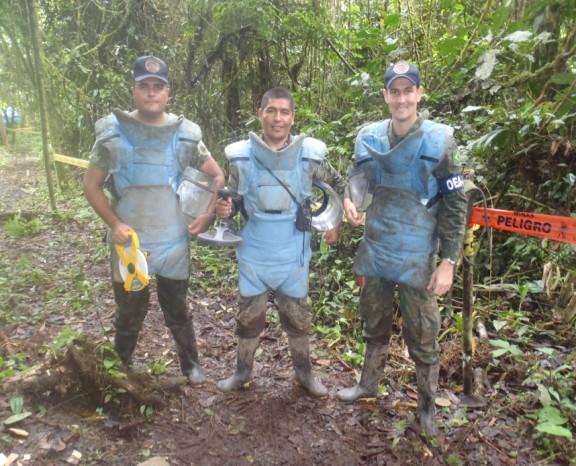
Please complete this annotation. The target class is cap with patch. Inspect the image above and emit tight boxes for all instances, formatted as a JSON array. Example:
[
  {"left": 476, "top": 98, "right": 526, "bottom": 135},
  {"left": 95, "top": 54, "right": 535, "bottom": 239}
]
[
  {"left": 384, "top": 61, "right": 420, "bottom": 88},
  {"left": 133, "top": 55, "right": 168, "bottom": 83}
]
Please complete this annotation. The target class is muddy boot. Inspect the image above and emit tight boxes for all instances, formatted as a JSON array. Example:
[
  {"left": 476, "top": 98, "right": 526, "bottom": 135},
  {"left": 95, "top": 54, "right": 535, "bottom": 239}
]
[
  {"left": 287, "top": 336, "right": 327, "bottom": 398},
  {"left": 416, "top": 363, "right": 439, "bottom": 437},
  {"left": 336, "top": 344, "right": 388, "bottom": 401},
  {"left": 112, "top": 282, "right": 149, "bottom": 368},
  {"left": 169, "top": 322, "right": 206, "bottom": 385},
  {"left": 157, "top": 277, "right": 206, "bottom": 385},
  {"left": 217, "top": 337, "right": 260, "bottom": 392},
  {"left": 114, "top": 331, "right": 139, "bottom": 370}
]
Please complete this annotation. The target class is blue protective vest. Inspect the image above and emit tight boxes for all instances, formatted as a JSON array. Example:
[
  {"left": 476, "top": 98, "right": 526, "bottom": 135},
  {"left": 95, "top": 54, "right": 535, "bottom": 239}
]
[
  {"left": 353, "top": 119, "right": 453, "bottom": 289},
  {"left": 225, "top": 132, "right": 326, "bottom": 297},
  {"left": 95, "top": 110, "right": 202, "bottom": 280}
]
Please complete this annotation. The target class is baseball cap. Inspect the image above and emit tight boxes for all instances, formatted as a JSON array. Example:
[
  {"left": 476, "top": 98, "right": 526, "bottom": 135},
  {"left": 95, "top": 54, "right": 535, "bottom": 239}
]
[
  {"left": 384, "top": 61, "right": 420, "bottom": 88},
  {"left": 133, "top": 55, "right": 169, "bottom": 83}
]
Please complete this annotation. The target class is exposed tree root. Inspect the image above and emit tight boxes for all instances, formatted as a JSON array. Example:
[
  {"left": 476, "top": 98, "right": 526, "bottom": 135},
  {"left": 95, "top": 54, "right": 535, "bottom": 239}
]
[{"left": 1, "top": 337, "right": 188, "bottom": 409}]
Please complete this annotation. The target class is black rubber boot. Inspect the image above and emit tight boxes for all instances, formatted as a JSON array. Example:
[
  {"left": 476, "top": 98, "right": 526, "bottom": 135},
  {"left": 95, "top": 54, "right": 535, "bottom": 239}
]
[
  {"left": 112, "top": 282, "right": 149, "bottom": 367},
  {"left": 157, "top": 277, "right": 205, "bottom": 384},
  {"left": 217, "top": 337, "right": 260, "bottom": 392},
  {"left": 288, "top": 336, "right": 328, "bottom": 397},
  {"left": 169, "top": 322, "right": 206, "bottom": 384},
  {"left": 416, "top": 363, "right": 439, "bottom": 437},
  {"left": 336, "top": 344, "right": 388, "bottom": 401}
]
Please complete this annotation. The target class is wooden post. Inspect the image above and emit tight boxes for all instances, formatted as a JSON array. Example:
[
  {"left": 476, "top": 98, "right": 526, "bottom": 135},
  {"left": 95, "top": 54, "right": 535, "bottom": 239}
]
[
  {"left": 25, "top": 0, "right": 57, "bottom": 211},
  {"left": 0, "top": 117, "right": 6, "bottom": 146},
  {"left": 460, "top": 179, "right": 485, "bottom": 408}
]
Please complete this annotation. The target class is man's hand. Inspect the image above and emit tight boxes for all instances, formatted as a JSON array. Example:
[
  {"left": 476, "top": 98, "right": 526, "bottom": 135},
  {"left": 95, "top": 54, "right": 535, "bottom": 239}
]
[
  {"left": 188, "top": 213, "right": 215, "bottom": 236},
  {"left": 323, "top": 224, "right": 340, "bottom": 245},
  {"left": 111, "top": 222, "right": 134, "bottom": 244},
  {"left": 426, "top": 259, "right": 455, "bottom": 296},
  {"left": 343, "top": 198, "right": 363, "bottom": 226},
  {"left": 215, "top": 197, "right": 233, "bottom": 219}
]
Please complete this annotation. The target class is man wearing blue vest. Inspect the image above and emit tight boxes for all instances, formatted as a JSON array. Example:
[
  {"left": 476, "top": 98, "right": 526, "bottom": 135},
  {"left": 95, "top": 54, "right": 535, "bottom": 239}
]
[
  {"left": 215, "top": 87, "right": 346, "bottom": 397},
  {"left": 336, "top": 61, "right": 467, "bottom": 436},
  {"left": 84, "top": 55, "right": 224, "bottom": 384}
]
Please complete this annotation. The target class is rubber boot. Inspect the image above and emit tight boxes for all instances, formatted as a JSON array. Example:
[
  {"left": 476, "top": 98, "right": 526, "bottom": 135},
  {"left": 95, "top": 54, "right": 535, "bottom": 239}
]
[
  {"left": 157, "top": 277, "right": 206, "bottom": 385},
  {"left": 112, "top": 282, "right": 149, "bottom": 368},
  {"left": 217, "top": 337, "right": 260, "bottom": 392},
  {"left": 169, "top": 322, "right": 206, "bottom": 385},
  {"left": 336, "top": 344, "right": 388, "bottom": 401},
  {"left": 416, "top": 363, "right": 439, "bottom": 437},
  {"left": 288, "top": 336, "right": 328, "bottom": 398}
]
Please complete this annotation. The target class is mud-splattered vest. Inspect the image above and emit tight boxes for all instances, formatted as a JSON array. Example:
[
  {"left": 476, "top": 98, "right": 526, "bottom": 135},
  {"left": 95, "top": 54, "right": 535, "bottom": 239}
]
[
  {"left": 225, "top": 132, "right": 326, "bottom": 298},
  {"left": 353, "top": 119, "right": 453, "bottom": 289},
  {"left": 95, "top": 110, "right": 202, "bottom": 280}
]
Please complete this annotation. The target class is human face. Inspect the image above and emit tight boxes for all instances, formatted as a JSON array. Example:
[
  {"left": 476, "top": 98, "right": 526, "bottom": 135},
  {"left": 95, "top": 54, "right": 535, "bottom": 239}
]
[
  {"left": 383, "top": 77, "right": 422, "bottom": 125},
  {"left": 257, "top": 98, "right": 295, "bottom": 149},
  {"left": 132, "top": 78, "right": 170, "bottom": 121}
]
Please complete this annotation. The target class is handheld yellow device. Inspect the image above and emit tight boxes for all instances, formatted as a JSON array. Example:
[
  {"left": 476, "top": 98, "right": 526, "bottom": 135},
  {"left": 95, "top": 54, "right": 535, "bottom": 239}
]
[{"left": 115, "top": 231, "right": 150, "bottom": 292}]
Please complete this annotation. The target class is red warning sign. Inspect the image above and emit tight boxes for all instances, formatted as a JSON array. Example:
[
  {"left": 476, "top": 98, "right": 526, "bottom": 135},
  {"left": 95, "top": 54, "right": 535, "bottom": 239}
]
[{"left": 469, "top": 207, "right": 576, "bottom": 244}]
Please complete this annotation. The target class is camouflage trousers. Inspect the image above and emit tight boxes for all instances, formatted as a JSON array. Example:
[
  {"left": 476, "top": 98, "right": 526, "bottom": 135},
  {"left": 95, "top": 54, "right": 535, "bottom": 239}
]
[
  {"left": 359, "top": 276, "right": 440, "bottom": 366},
  {"left": 235, "top": 292, "right": 312, "bottom": 338}
]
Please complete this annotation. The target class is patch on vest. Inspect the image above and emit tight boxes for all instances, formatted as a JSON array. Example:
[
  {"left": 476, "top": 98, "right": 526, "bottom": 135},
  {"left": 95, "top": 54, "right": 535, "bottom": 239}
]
[{"left": 438, "top": 174, "right": 464, "bottom": 194}]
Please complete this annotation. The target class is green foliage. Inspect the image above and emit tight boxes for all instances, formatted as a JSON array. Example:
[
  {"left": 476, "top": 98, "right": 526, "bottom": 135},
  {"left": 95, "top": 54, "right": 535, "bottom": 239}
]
[
  {"left": 489, "top": 339, "right": 524, "bottom": 359},
  {"left": 189, "top": 242, "right": 237, "bottom": 293},
  {"left": 3, "top": 214, "right": 44, "bottom": 238},
  {"left": 49, "top": 328, "right": 80, "bottom": 354},
  {"left": 535, "top": 406, "right": 572, "bottom": 439},
  {"left": 97, "top": 341, "right": 127, "bottom": 406},
  {"left": 147, "top": 357, "right": 168, "bottom": 376},
  {"left": 0, "top": 353, "right": 27, "bottom": 381}
]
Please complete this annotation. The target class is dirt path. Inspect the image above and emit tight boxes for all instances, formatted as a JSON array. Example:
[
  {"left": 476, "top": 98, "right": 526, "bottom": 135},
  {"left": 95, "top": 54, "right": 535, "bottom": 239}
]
[{"left": 0, "top": 143, "right": 539, "bottom": 465}]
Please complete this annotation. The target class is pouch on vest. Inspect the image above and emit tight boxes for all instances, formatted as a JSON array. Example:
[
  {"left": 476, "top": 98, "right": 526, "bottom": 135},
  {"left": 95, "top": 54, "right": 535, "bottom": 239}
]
[{"left": 295, "top": 198, "right": 312, "bottom": 232}]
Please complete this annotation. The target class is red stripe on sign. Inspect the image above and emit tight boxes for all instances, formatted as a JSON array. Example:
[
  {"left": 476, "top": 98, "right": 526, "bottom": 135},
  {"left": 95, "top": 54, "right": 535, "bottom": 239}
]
[{"left": 469, "top": 207, "right": 576, "bottom": 244}]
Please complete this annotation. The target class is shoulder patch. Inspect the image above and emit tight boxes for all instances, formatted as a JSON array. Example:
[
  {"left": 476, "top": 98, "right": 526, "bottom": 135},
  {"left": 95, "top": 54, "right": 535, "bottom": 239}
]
[{"left": 438, "top": 173, "right": 464, "bottom": 194}]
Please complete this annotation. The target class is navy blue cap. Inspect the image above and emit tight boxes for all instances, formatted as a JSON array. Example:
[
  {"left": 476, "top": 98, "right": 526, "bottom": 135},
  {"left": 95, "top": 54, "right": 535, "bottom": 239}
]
[
  {"left": 384, "top": 61, "right": 420, "bottom": 88},
  {"left": 133, "top": 55, "right": 168, "bottom": 83}
]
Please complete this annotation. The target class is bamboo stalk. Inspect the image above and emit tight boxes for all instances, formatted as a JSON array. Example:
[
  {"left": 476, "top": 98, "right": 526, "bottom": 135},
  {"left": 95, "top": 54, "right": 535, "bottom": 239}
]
[{"left": 25, "top": 0, "right": 56, "bottom": 211}]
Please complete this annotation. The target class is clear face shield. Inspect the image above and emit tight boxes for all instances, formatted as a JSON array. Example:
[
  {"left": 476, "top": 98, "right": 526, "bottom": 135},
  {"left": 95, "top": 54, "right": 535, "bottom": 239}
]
[
  {"left": 310, "top": 181, "right": 344, "bottom": 231},
  {"left": 177, "top": 167, "right": 216, "bottom": 218},
  {"left": 348, "top": 164, "right": 373, "bottom": 211}
]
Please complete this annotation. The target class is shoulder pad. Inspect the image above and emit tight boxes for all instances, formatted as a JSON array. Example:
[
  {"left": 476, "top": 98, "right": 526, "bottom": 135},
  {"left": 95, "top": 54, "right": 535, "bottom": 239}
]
[
  {"left": 178, "top": 117, "right": 202, "bottom": 142},
  {"left": 225, "top": 139, "right": 251, "bottom": 161},
  {"left": 302, "top": 137, "right": 327, "bottom": 161},
  {"left": 358, "top": 120, "right": 389, "bottom": 139},
  {"left": 94, "top": 113, "right": 119, "bottom": 140},
  {"left": 421, "top": 120, "right": 454, "bottom": 138}
]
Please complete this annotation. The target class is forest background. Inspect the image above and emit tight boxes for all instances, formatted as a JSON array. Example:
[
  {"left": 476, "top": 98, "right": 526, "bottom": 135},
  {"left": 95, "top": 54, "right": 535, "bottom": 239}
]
[{"left": 0, "top": 0, "right": 575, "bottom": 463}]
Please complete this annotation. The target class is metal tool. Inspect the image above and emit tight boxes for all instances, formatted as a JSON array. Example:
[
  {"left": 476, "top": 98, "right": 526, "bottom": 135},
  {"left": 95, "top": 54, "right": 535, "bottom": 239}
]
[{"left": 196, "top": 188, "right": 242, "bottom": 247}]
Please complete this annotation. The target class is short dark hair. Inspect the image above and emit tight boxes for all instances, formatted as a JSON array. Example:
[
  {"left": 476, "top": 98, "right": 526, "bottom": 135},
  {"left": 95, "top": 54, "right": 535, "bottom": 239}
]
[{"left": 259, "top": 87, "right": 295, "bottom": 111}]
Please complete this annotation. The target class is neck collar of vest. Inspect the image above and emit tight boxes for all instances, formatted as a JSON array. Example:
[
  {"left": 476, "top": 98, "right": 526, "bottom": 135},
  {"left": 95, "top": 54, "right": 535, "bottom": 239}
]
[
  {"left": 249, "top": 132, "right": 306, "bottom": 169},
  {"left": 364, "top": 127, "right": 425, "bottom": 173},
  {"left": 113, "top": 109, "right": 183, "bottom": 145}
]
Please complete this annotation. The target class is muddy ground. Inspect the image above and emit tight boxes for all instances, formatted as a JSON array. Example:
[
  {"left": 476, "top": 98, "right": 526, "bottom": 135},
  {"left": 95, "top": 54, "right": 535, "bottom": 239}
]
[{"left": 0, "top": 142, "right": 544, "bottom": 465}]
